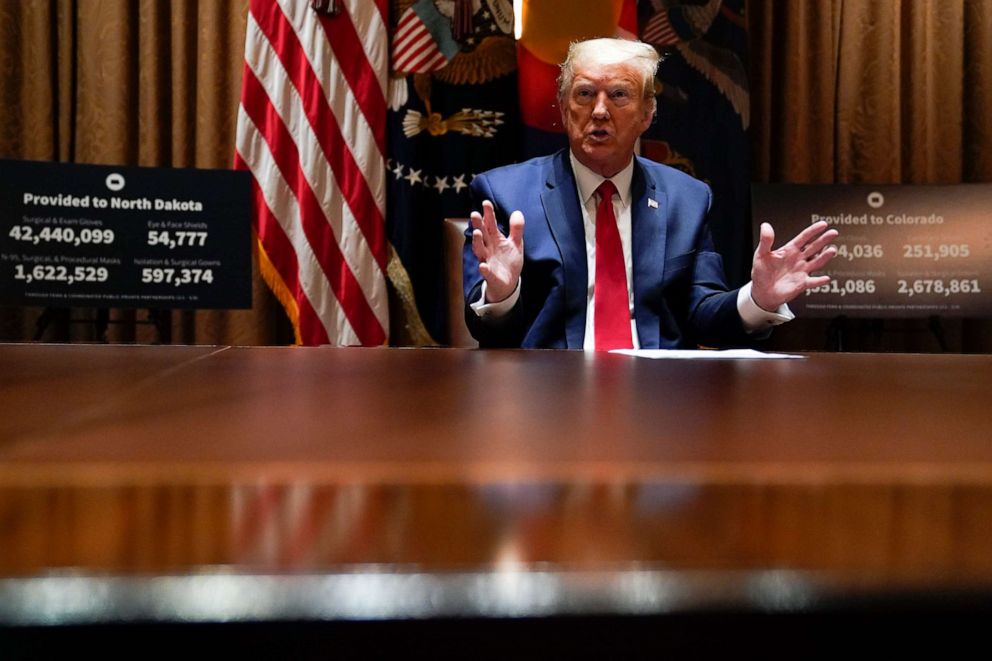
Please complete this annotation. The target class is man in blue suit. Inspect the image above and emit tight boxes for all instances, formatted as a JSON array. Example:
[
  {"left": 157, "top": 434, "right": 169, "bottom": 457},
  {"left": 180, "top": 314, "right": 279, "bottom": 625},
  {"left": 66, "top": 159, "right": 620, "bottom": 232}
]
[{"left": 463, "top": 38, "right": 837, "bottom": 350}]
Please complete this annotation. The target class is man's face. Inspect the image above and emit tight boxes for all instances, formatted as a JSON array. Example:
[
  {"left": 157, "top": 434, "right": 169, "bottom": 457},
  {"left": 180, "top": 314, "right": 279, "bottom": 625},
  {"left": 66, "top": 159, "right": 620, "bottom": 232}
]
[{"left": 561, "top": 60, "right": 654, "bottom": 178}]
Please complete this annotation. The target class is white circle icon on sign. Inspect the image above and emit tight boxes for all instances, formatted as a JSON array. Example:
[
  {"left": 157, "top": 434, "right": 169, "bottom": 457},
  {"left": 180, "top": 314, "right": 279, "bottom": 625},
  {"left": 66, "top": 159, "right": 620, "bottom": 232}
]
[
  {"left": 867, "top": 191, "right": 884, "bottom": 208},
  {"left": 106, "top": 173, "right": 125, "bottom": 191}
]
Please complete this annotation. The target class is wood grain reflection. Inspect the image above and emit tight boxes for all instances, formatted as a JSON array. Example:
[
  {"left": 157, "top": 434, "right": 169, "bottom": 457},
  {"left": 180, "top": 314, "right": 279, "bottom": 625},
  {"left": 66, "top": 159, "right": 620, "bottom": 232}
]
[{"left": 3, "top": 480, "right": 991, "bottom": 584}]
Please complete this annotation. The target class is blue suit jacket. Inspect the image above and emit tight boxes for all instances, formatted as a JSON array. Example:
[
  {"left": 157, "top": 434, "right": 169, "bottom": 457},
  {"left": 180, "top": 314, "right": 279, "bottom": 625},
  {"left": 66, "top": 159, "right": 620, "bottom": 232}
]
[{"left": 463, "top": 149, "right": 751, "bottom": 349}]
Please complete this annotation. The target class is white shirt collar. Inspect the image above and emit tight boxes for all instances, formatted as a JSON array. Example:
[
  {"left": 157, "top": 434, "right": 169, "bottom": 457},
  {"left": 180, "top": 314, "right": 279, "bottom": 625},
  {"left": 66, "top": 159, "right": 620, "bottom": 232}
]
[{"left": 569, "top": 151, "right": 635, "bottom": 208}]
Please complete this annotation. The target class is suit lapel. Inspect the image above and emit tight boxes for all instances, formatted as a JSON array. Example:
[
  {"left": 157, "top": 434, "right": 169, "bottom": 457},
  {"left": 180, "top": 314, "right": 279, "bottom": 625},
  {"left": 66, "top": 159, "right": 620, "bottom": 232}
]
[
  {"left": 541, "top": 151, "right": 587, "bottom": 349},
  {"left": 631, "top": 159, "right": 668, "bottom": 349}
]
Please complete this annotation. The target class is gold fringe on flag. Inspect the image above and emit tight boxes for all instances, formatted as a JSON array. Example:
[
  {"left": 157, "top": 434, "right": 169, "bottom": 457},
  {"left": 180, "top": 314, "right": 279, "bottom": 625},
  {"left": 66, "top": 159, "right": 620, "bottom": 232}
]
[
  {"left": 254, "top": 234, "right": 303, "bottom": 346},
  {"left": 387, "top": 244, "right": 438, "bottom": 346}
]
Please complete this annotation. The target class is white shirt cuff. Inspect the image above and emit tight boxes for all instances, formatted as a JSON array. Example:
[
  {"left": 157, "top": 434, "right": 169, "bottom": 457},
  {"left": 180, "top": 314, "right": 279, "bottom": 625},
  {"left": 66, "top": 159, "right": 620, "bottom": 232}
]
[
  {"left": 470, "top": 278, "right": 521, "bottom": 318},
  {"left": 737, "top": 281, "right": 794, "bottom": 332}
]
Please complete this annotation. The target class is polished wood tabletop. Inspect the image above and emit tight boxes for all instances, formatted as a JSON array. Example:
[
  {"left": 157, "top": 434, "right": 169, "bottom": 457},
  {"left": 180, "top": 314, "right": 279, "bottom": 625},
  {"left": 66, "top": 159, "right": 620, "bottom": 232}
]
[{"left": 1, "top": 344, "right": 991, "bottom": 624}]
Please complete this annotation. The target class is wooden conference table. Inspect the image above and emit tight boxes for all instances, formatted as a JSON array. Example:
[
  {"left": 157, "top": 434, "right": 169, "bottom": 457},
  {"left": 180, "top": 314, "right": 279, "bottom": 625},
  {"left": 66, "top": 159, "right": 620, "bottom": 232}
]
[{"left": 1, "top": 344, "right": 991, "bottom": 655}]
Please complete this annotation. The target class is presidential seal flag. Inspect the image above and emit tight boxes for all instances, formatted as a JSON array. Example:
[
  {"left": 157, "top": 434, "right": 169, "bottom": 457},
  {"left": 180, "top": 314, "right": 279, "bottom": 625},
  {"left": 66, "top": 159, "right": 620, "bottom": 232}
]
[
  {"left": 235, "top": 0, "right": 390, "bottom": 346},
  {"left": 386, "top": 0, "right": 519, "bottom": 345}
]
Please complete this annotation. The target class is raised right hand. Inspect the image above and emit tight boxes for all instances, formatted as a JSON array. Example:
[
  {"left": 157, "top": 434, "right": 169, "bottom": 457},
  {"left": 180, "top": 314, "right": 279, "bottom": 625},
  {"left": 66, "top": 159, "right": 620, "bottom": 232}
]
[{"left": 470, "top": 199, "right": 525, "bottom": 303}]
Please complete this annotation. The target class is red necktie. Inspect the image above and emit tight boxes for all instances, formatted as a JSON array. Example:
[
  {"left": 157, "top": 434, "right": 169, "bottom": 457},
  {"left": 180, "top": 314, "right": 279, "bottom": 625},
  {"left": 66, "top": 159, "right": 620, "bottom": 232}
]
[{"left": 594, "top": 180, "right": 633, "bottom": 350}]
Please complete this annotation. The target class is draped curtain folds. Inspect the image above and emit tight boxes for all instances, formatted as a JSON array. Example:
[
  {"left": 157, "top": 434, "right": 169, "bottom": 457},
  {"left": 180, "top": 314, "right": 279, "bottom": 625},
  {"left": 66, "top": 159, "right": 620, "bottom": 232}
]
[
  {"left": 750, "top": 0, "right": 992, "bottom": 184},
  {"left": 1, "top": 0, "right": 990, "bottom": 347}
]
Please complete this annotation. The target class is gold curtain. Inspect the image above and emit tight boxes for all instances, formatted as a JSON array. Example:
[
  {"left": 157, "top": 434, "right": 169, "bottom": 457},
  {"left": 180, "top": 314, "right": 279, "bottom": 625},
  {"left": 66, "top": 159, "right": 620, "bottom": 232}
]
[
  {"left": 750, "top": 0, "right": 992, "bottom": 184},
  {"left": 0, "top": 0, "right": 287, "bottom": 344}
]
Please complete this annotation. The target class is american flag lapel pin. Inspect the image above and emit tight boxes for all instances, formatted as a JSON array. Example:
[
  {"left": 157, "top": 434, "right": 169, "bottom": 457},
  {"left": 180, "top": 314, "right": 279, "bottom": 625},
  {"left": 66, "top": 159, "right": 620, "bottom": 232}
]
[{"left": 648, "top": 198, "right": 658, "bottom": 209}]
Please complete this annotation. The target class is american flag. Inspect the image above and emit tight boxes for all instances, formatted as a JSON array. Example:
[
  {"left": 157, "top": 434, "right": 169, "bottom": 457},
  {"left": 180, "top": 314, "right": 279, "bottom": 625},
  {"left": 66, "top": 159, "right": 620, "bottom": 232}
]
[
  {"left": 391, "top": 0, "right": 459, "bottom": 75},
  {"left": 235, "top": 0, "right": 389, "bottom": 346},
  {"left": 392, "top": 7, "right": 444, "bottom": 73},
  {"left": 642, "top": 8, "right": 679, "bottom": 46}
]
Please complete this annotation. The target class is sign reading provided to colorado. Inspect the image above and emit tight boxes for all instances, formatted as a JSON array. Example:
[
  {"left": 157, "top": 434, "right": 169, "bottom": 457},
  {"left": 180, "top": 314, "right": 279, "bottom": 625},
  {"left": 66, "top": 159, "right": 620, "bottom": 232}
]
[
  {"left": 0, "top": 159, "right": 251, "bottom": 309},
  {"left": 752, "top": 184, "right": 992, "bottom": 318}
]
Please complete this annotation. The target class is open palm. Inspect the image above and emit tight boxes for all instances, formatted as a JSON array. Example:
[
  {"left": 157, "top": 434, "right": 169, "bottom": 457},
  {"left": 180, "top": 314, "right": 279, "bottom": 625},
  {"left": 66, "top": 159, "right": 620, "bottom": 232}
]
[
  {"left": 751, "top": 221, "right": 838, "bottom": 311},
  {"left": 470, "top": 200, "right": 525, "bottom": 303}
]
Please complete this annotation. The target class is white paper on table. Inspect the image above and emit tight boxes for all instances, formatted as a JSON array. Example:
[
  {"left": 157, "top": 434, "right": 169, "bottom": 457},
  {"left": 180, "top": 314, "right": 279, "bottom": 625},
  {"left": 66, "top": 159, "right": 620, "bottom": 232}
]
[{"left": 610, "top": 349, "right": 803, "bottom": 360}]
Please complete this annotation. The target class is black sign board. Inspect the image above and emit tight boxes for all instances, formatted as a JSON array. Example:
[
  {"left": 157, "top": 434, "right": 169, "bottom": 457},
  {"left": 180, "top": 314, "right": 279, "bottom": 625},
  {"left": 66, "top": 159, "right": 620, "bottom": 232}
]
[
  {"left": 752, "top": 184, "right": 992, "bottom": 318},
  {"left": 0, "top": 159, "right": 251, "bottom": 309}
]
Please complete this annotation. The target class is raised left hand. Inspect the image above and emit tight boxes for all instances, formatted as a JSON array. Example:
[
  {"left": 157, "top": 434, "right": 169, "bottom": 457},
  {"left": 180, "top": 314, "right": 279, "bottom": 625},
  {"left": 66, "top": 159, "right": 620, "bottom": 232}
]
[{"left": 750, "top": 221, "right": 839, "bottom": 311}]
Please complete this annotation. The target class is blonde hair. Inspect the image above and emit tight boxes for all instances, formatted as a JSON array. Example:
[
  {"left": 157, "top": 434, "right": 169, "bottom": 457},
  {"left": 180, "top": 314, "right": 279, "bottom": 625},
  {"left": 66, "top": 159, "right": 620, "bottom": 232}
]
[{"left": 557, "top": 37, "right": 660, "bottom": 114}]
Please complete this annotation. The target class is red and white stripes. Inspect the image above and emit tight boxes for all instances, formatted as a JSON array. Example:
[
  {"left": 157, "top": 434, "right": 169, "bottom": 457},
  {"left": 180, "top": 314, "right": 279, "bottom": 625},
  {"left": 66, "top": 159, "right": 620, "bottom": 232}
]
[
  {"left": 392, "top": 7, "right": 448, "bottom": 73},
  {"left": 233, "top": 482, "right": 379, "bottom": 567},
  {"left": 235, "top": 0, "right": 389, "bottom": 346},
  {"left": 642, "top": 9, "right": 679, "bottom": 46}
]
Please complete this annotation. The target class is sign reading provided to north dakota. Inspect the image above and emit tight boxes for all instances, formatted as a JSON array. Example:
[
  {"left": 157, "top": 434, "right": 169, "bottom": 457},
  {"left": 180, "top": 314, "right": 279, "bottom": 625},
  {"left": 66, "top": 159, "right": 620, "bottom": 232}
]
[
  {"left": 0, "top": 159, "right": 251, "bottom": 309},
  {"left": 752, "top": 184, "right": 992, "bottom": 318}
]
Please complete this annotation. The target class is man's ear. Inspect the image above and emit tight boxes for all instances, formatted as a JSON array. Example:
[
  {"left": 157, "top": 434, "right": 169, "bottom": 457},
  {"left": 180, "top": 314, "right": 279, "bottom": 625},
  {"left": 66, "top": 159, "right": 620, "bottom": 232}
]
[{"left": 639, "top": 108, "right": 655, "bottom": 134}]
